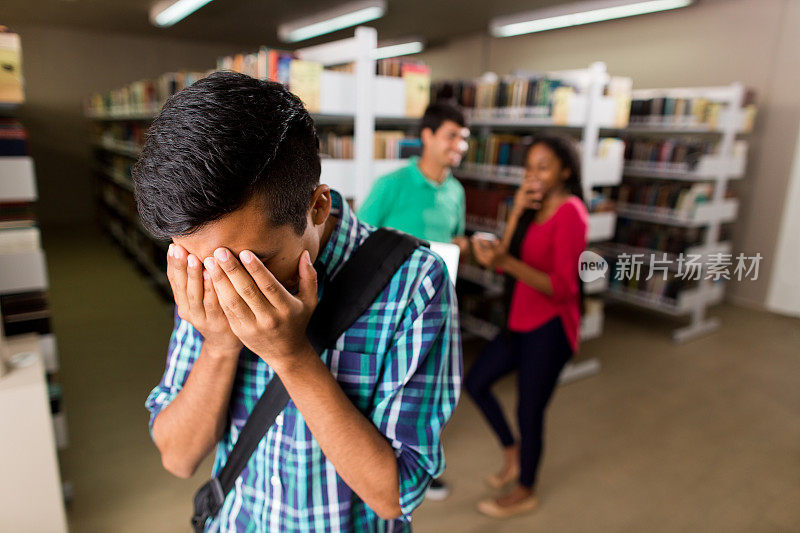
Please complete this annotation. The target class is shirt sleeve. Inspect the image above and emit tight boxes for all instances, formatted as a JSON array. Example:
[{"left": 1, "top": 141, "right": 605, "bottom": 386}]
[
  {"left": 368, "top": 251, "right": 462, "bottom": 519},
  {"left": 547, "top": 203, "right": 588, "bottom": 303},
  {"left": 144, "top": 308, "right": 205, "bottom": 436},
  {"left": 358, "top": 175, "right": 394, "bottom": 228}
]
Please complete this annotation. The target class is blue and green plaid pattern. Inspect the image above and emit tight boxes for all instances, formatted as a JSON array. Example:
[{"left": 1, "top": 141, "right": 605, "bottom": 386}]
[{"left": 146, "top": 190, "right": 462, "bottom": 532}]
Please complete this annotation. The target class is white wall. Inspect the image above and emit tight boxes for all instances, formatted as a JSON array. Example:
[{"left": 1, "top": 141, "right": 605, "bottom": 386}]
[{"left": 417, "top": 0, "right": 800, "bottom": 309}]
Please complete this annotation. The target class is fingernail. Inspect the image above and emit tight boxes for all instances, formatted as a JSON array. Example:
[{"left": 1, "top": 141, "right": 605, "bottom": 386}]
[
  {"left": 214, "top": 248, "right": 229, "bottom": 262},
  {"left": 168, "top": 244, "right": 174, "bottom": 257},
  {"left": 187, "top": 255, "right": 199, "bottom": 269},
  {"left": 305, "top": 250, "right": 313, "bottom": 266},
  {"left": 240, "top": 250, "right": 253, "bottom": 264},
  {"left": 203, "top": 257, "right": 216, "bottom": 271}
]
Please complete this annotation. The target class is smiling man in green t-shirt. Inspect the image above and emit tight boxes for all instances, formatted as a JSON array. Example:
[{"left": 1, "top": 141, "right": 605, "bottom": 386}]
[{"left": 359, "top": 103, "right": 470, "bottom": 255}]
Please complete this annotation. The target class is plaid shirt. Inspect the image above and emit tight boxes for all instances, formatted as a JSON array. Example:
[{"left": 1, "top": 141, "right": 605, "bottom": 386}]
[{"left": 146, "top": 190, "right": 462, "bottom": 532}]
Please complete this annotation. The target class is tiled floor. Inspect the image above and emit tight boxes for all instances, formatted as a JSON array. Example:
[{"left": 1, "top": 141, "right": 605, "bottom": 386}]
[{"left": 43, "top": 227, "right": 800, "bottom": 532}]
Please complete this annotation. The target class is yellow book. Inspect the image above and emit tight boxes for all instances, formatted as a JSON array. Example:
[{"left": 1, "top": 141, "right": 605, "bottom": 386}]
[
  {"left": 402, "top": 64, "right": 431, "bottom": 118},
  {"left": 0, "top": 30, "right": 24, "bottom": 104},
  {"left": 289, "top": 60, "right": 322, "bottom": 113}
]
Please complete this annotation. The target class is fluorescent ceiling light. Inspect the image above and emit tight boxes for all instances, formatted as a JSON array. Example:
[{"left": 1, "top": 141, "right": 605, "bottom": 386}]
[
  {"left": 373, "top": 41, "right": 425, "bottom": 59},
  {"left": 490, "top": 0, "right": 693, "bottom": 38},
  {"left": 278, "top": 0, "right": 386, "bottom": 43},
  {"left": 150, "top": 0, "right": 215, "bottom": 27}
]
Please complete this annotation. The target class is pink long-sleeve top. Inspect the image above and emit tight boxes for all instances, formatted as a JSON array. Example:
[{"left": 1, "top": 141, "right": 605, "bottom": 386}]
[{"left": 506, "top": 196, "right": 588, "bottom": 353}]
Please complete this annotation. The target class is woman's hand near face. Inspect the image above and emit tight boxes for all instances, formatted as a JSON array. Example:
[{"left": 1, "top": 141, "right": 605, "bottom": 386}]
[{"left": 512, "top": 179, "right": 544, "bottom": 217}]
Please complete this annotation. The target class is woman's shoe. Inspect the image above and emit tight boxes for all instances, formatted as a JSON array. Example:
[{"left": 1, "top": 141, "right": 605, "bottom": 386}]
[
  {"left": 476, "top": 494, "right": 538, "bottom": 518},
  {"left": 485, "top": 465, "right": 520, "bottom": 489}
]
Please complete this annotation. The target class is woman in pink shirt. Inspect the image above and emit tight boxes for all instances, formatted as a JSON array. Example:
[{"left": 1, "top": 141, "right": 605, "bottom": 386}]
[{"left": 467, "top": 135, "right": 588, "bottom": 518}]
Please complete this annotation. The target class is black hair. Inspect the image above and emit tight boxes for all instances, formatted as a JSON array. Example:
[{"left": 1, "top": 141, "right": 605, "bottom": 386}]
[
  {"left": 419, "top": 102, "right": 466, "bottom": 136},
  {"left": 132, "top": 71, "right": 321, "bottom": 239},
  {"left": 508, "top": 134, "right": 584, "bottom": 258},
  {"left": 506, "top": 134, "right": 587, "bottom": 316}
]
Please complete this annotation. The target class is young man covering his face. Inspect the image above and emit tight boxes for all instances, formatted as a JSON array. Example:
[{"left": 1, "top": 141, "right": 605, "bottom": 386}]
[{"left": 137, "top": 72, "right": 462, "bottom": 532}]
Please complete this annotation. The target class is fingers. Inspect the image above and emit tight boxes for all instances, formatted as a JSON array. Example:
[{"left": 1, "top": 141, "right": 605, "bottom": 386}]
[
  {"left": 202, "top": 270, "right": 227, "bottom": 323},
  {"left": 204, "top": 251, "right": 256, "bottom": 324},
  {"left": 238, "top": 250, "right": 293, "bottom": 311},
  {"left": 296, "top": 250, "right": 318, "bottom": 309},
  {"left": 186, "top": 253, "right": 205, "bottom": 318},
  {"left": 167, "top": 244, "right": 189, "bottom": 312}
]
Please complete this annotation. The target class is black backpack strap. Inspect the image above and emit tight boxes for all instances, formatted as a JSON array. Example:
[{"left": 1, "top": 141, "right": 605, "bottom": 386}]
[{"left": 191, "top": 228, "right": 425, "bottom": 531}]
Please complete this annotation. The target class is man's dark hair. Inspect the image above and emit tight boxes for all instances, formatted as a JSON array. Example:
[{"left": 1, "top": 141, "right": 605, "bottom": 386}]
[
  {"left": 132, "top": 71, "right": 321, "bottom": 239},
  {"left": 419, "top": 102, "right": 466, "bottom": 136}
]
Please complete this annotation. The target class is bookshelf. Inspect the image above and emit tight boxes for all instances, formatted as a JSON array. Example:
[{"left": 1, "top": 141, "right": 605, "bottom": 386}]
[
  {"left": 0, "top": 28, "right": 68, "bottom": 528},
  {"left": 0, "top": 123, "right": 66, "bottom": 450},
  {"left": 85, "top": 27, "right": 427, "bottom": 301},
  {"left": 438, "top": 62, "right": 630, "bottom": 355},
  {"left": 602, "top": 83, "right": 754, "bottom": 342}
]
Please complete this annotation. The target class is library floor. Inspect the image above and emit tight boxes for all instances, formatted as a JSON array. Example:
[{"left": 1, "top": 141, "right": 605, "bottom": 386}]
[{"left": 43, "top": 226, "right": 800, "bottom": 533}]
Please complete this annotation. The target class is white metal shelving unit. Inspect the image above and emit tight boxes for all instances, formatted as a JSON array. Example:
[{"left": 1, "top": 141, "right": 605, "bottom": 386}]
[{"left": 609, "top": 83, "right": 750, "bottom": 342}]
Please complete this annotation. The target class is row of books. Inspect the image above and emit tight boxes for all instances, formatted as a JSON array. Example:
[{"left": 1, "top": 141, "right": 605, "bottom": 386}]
[
  {"left": 84, "top": 71, "right": 209, "bottom": 116},
  {"left": 463, "top": 134, "right": 531, "bottom": 168},
  {"left": 610, "top": 219, "right": 733, "bottom": 256},
  {"left": 623, "top": 137, "right": 715, "bottom": 168},
  {"left": 92, "top": 121, "right": 147, "bottom": 150},
  {"left": 0, "top": 119, "right": 27, "bottom": 156},
  {"left": 613, "top": 219, "right": 704, "bottom": 255},
  {"left": 616, "top": 179, "right": 713, "bottom": 213},
  {"left": 217, "top": 48, "right": 429, "bottom": 80},
  {"left": 326, "top": 58, "right": 430, "bottom": 79},
  {"left": 608, "top": 266, "right": 699, "bottom": 301},
  {"left": 463, "top": 182, "right": 515, "bottom": 230},
  {"left": 319, "top": 131, "right": 421, "bottom": 160},
  {"left": 432, "top": 75, "right": 570, "bottom": 111},
  {"left": 629, "top": 91, "right": 757, "bottom": 130}
]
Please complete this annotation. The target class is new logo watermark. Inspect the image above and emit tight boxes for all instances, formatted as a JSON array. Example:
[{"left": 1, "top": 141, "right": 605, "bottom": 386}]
[
  {"left": 576, "top": 251, "right": 763, "bottom": 283},
  {"left": 579, "top": 251, "right": 609, "bottom": 283}
]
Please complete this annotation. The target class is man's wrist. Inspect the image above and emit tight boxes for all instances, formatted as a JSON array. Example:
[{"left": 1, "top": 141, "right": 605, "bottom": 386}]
[
  {"left": 269, "top": 340, "right": 318, "bottom": 377},
  {"left": 202, "top": 340, "right": 242, "bottom": 361}
]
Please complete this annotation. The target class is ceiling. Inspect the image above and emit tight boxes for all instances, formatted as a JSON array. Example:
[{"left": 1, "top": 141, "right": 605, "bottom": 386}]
[{"left": 2, "top": 0, "right": 569, "bottom": 49}]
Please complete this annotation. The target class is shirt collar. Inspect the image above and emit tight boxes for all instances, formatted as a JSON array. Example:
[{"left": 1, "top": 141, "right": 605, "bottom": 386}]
[
  {"left": 315, "top": 189, "right": 359, "bottom": 281},
  {"left": 409, "top": 156, "right": 453, "bottom": 189}
]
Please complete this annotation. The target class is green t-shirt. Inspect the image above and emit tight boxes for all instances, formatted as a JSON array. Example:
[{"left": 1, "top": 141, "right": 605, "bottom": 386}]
[{"left": 358, "top": 156, "right": 466, "bottom": 243}]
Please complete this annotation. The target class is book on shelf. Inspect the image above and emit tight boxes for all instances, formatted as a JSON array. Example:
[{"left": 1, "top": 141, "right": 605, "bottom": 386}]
[
  {"left": 402, "top": 63, "right": 431, "bottom": 118},
  {"left": 289, "top": 60, "right": 323, "bottom": 112},
  {"left": 0, "top": 119, "right": 28, "bottom": 155},
  {"left": 0, "top": 29, "right": 24, "bottom": 105}
]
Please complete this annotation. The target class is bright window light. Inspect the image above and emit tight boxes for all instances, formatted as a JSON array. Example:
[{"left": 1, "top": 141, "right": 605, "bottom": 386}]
[
  {"left": 372, "top": 41, "right": 425, "bottom": 59},
  {"left": 150, "top": 0, "right": 215, "bottom": 27},
  {"left": 490, "top": 0, "right": 693, "bottom": 38},
  {"left": 278, "top": 0, "right": 386, "bottom": 43}
]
